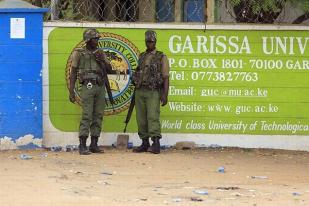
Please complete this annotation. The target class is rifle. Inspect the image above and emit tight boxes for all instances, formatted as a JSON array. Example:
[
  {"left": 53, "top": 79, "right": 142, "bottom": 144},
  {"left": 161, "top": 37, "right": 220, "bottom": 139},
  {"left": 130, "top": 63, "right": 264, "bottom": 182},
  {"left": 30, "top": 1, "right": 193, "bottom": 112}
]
[
  {"left": 94, "top": 50, "right": 115, "bottom": 111},
  {"left": 103, "top": 62, "right": 115, "bottom": 111},
  {"left": 123, "top": 88, "right": 135, "bottom": 133}
]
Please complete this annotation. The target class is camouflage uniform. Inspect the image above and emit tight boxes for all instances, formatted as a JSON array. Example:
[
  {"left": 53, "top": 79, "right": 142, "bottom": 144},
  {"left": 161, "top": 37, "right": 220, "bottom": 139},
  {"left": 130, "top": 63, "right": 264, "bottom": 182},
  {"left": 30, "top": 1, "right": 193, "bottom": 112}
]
[
  {"left": 70, "top": 29, "right": 111, "bottom": 155},
  {"left": 132, "top": 30, "right": 170, "bottom": 154}
]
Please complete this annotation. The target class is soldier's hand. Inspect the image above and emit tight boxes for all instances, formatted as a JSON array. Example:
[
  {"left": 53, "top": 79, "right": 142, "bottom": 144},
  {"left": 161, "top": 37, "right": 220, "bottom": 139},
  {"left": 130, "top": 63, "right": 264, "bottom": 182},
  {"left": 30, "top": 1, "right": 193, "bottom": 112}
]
[
  {"left": 69, "top": 92, "right": 76, "bottom": 103},
  {"left": 160, "top": 94, "right": 168, "bottom": 106},
  {"left": 93, "top": 50, "right": 106, "bottom": 62}
]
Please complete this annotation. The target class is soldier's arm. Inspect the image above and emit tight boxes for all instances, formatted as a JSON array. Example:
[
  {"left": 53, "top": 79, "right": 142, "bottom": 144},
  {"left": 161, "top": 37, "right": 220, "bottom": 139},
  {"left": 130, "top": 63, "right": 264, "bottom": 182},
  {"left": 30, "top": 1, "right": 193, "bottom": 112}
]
[
  {"left": 161, "top": 54, "right": 170, "bottom": 106},
  {"left": 94, "top": 50, "right": 113, "bottom": 73},
  {"left": 69, "top": 66, "right": 77, "bottom": 94},
  {"left": 69, "top": 50, "right": 80, "bottom": 103}
]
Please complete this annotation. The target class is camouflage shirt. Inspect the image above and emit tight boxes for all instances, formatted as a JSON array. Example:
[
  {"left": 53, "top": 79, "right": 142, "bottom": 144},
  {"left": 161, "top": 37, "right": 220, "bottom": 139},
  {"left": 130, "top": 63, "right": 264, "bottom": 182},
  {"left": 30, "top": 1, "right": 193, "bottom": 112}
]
[
  {"left": 133, "top": 49, "right": 169, "bottom": 90},
  {"left": 71, "top": 47, "right": 109, "bottom": 81}
]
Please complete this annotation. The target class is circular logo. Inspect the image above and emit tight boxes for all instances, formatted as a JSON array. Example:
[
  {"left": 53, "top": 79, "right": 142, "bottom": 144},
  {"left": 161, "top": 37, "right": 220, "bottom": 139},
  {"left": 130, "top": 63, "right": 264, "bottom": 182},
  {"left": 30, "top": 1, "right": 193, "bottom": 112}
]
[{"left": 66, "top": 32, "right": 140, "bottom": 115}]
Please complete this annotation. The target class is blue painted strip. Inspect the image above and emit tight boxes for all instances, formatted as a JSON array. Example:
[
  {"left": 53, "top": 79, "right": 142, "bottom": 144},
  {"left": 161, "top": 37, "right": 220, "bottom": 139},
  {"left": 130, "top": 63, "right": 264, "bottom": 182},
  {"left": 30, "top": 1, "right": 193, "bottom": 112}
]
[{"left": 0, "top": 8, "right": 48, "bottom": 13}]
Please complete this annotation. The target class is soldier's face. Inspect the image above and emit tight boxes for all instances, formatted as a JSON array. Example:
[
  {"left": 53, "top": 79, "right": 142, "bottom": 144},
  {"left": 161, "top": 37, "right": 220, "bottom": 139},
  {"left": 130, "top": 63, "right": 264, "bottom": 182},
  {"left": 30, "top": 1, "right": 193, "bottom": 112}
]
[
  {"left": 88, "top": 38, "right": 99, "bottom": 49},
  {"left": 146, "top": 40, "right": 156, "bottom": 51}
]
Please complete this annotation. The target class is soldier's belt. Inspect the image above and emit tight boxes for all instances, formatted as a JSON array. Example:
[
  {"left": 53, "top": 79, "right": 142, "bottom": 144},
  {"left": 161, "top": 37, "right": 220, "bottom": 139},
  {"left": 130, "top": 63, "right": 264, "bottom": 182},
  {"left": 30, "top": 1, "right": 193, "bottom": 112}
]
[
  {"left": 81, "top": 79, "right": 98, "bottom": 89},
  {"left": 82, "top": 79, "right": 98, "bottom": 85},
  {"left": 80, "top": 70, "right": 101, "bottom": 75}
]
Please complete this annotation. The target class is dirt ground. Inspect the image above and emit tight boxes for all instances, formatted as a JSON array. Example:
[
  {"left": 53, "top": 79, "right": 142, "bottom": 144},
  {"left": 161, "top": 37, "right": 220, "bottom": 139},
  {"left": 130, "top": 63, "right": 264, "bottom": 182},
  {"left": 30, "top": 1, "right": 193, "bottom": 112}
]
[{"left": 0, "top": 147, "right": 309, "bottom": 206}]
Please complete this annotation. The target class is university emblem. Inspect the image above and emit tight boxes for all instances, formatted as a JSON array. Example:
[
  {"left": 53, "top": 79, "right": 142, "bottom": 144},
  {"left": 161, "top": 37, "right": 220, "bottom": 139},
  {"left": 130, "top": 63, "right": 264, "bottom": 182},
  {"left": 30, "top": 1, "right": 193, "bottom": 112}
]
[{"left": 66, "top": 32, "right": 140, "bottom": 115}]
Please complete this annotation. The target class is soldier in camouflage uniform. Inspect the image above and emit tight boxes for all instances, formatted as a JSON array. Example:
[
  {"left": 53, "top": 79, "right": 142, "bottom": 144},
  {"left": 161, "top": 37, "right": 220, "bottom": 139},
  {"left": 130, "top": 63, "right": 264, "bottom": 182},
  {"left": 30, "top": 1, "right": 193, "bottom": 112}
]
[
  {"left": 69, "top": 28, "right": 113, "bottom": 155},
  {"left": 132, "top": 30, "right": 170, "bottom": 154}
]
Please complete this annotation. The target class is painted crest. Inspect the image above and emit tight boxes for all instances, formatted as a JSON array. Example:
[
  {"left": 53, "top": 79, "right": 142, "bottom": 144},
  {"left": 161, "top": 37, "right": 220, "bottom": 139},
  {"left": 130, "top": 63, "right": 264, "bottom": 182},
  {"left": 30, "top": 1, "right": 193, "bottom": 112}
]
[{"left": 66, "top": 32, "right": 140, "bottom": 115}]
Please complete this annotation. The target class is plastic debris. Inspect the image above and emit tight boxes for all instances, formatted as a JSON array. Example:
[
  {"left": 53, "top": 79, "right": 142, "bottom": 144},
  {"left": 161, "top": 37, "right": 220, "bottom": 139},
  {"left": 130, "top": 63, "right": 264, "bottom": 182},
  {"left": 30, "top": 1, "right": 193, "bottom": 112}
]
[
  {"left": 40, "top": 153, "right": 48, "bottom": 158},
  {"left": 209, "top": 144, "right": 222, "bottom": 148},
  {"left": 194, "top": 190, "right": 209, "bottom": 195},
  {"left": 20, "top": 154, "right": 32, "bottom": 160},
  {"left": 292, "top": 192, "right": 301, "bottom": 196},
  {"left": 74, "top": 171, "right": 83, "bottom": 174},
  {"left": 101, "top": 172, "right": 113, "bottom": 176},
  {"left": 65, "top": 145, "right": 78, "bottom": 152},
  {"left": 127, "top": 142, "right": 133, "bottom": 149},
  {"left": 191, "top": 197, "right": 203, "bottom": 202},
  {"left": 97, "top": 180, "right": 110, "bottom": 185},
  {"left": 217, "top": 186, "right": 239, "bottom": 190},
  {"left": 50, "top": 146, "right": 62, "bottom": 152},
  {"left": 251, "top": 176, "right": 268, "bottom": 179},
  {"left": 172, "top": 198, "right": 182, "bottom": 202},
  {"left": 217, "top": 166, "right": 225, "bottom": 173}
]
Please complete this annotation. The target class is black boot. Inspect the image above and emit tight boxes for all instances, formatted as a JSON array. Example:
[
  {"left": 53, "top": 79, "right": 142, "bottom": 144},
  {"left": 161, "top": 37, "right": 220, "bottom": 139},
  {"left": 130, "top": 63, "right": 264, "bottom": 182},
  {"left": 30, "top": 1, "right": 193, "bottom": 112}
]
[
  {"left": 133, "top": 138, "right": 150, "bottom": 153},
  {"left": 148, "top": 137, "right": 160, "bottom": 154},
  {"left": 89, "top": 136, "right": 104, "bottom": 153},
  {"left": 79, "top": 136, "right": 91, "bottom": 155}
]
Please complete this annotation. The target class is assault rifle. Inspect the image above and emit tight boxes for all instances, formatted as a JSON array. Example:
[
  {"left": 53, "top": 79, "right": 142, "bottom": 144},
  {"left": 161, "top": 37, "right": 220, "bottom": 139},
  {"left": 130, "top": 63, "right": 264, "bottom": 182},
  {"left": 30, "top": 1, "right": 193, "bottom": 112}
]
[
  {"left": 123, "top": 88, "right": 135, "bottom": 133},
  {"left": 93, "top": 50, "right": 115, "bottom": 111}
]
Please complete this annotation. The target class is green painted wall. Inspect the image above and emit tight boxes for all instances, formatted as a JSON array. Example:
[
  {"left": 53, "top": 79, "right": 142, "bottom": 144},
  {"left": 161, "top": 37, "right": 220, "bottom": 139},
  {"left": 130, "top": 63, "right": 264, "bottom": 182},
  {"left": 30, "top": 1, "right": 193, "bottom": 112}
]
[{"left": 48, "top": 28, "right": 309, "bottom": 135}]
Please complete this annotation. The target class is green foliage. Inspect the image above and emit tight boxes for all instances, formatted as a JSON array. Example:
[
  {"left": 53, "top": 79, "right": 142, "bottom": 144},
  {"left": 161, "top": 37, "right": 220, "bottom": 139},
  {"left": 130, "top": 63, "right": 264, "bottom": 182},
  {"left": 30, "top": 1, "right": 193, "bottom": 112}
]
[
  {"left": 290, "top": 0, "right": 309, "bottom": 12},
  {"left": 58, "top": 0, "right": 80, "bottom": 20},
  {"left": 229, "top": 0, "right": 309, "bottom": 14},
  {"left": 229, "top": 0, "right": 285, "bottom": 14},
  {"left": 229, "top": 0, "right": 242, "bottom": 6}
]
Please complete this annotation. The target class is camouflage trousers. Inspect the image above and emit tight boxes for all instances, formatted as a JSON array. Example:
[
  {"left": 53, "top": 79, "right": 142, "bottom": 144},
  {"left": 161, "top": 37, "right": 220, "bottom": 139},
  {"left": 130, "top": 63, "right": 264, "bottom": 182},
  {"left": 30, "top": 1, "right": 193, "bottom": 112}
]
[
  {"left": 79, "top": 84, "right": 106, "bottom": 137},
  {"left": 135, "top": 88, "right": 162, "bottom": 139}
]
